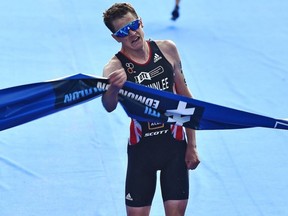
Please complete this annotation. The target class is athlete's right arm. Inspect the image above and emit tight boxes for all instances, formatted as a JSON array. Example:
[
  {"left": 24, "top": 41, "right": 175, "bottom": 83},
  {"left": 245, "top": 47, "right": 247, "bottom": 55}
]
[{"left": 102, "top": 58, "right": 127, "bottom": 112}]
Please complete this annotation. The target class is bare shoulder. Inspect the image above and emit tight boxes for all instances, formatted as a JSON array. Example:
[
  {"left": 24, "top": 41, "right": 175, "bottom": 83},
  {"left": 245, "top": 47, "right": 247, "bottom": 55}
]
[
  {"left": 154, "top": 40, "right": 179, "bottom": 62},
  {"left": 103, "top": 56, "right": 123, "bottom": 77},
  {"left": 154, "top": 40, "right": 179, "bottom": 67},
  {"left": 154, "top": 40, "right": 178, "bottom": 54}
]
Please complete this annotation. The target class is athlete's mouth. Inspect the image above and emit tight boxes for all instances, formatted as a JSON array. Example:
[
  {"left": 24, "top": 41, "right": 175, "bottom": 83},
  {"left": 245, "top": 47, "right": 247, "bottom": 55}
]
[{"left": 132, "top": 36, "right": 140, "bottom": 43}]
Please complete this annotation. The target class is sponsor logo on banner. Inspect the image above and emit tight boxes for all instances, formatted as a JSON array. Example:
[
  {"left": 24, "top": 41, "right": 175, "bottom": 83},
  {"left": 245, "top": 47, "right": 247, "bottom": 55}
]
[{"left": 165, "top": 101, "right": 196, "bottom": 125}]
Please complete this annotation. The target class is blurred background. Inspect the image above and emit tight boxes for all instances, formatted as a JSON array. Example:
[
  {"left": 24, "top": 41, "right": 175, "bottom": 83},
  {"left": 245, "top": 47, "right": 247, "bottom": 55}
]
[{"left": 1, "top": 0, "right": 288, "bottom": 215}]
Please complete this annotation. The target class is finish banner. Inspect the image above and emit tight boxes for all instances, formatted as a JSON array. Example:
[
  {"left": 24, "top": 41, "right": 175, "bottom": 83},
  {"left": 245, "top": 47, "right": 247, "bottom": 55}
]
[{"left": 0, "top": 73, "right": 287, "bottom": 131}]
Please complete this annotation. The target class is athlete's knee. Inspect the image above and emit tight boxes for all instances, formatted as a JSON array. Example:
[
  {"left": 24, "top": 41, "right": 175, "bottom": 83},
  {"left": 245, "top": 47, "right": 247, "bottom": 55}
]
[
  {"left": 126, "top": 206, "right": 151, "bottom": 216},
  {"left": 164, "top": 199, "right": 188, "bottom": 216}
]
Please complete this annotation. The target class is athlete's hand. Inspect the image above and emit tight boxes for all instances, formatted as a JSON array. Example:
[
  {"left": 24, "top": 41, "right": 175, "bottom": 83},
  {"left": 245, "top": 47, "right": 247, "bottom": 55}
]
[
  {"left": 108, "top": 69, "right": 127, "bottom": 90},
  {"left": 185, "top": 145, "right": 200, "bottom": 170}
]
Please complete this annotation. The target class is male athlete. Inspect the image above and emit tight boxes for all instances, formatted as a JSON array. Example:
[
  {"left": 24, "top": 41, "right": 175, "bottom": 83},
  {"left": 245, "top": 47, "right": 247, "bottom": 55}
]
[{"left": 102, "top": 3, "right": 200, "bottom": 216}]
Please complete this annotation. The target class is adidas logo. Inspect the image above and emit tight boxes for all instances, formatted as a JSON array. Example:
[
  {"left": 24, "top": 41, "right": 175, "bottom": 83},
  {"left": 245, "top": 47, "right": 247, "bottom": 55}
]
[
  {"left": 126, "top": 193, "right": 133, "bottom": 201},
  {"left": 154, "top": 53, "right": 162, "bottom": 63}
]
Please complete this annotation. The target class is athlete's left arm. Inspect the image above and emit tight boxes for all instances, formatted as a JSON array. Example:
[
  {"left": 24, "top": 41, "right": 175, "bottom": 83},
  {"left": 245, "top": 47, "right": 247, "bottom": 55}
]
[{"left": 160, "top": 40, "right": 200, "bottom": 170}]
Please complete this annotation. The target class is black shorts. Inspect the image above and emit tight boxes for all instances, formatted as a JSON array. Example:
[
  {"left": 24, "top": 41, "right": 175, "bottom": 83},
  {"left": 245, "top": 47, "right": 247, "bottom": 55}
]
[{"left": 125, "top": 134, "right": 189, "bottom": 207}]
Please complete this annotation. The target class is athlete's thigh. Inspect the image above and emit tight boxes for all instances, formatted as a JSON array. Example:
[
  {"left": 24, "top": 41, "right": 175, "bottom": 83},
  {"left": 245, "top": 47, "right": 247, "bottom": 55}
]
[
  {"left": 160, "top": 141, "right": 189, "bottom": 201},
  {"left": 125, "top": 144, "right": 157, "bottom": 207},
  {"left": 125, "top": 165, "right": 157, "bottom": 207}
]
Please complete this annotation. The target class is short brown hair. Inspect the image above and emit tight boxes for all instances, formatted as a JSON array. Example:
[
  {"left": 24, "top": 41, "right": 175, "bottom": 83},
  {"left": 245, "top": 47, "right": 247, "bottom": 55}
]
[{"left": 103, "top": 3, "right": 139, "bottom": 33}]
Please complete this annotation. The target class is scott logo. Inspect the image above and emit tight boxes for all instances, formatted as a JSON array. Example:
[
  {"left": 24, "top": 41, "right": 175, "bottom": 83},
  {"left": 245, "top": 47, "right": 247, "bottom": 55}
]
[{"left": 144, "top": 129, "right": 169, "bottom": 137}]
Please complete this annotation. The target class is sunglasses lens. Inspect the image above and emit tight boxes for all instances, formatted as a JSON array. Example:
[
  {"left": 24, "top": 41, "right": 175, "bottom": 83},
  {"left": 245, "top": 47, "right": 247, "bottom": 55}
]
[
  {"left": 129, "top": 20, "right": 140, "bottom": 31},
  {"left": 116, "top": 29, "right": 129, "bottom": 37},
  {"left": 114, "top": 19, "right": 140, "bottom": 37}
]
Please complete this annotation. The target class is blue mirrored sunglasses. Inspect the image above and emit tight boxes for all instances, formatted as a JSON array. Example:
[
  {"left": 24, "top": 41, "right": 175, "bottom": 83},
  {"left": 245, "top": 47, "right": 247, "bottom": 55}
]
[{"left": 113, "top": 19, "right": 140, "bottom": 38}]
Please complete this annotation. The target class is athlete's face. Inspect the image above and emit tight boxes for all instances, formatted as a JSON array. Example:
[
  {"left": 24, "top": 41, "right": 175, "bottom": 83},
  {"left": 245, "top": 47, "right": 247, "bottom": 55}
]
[{"left": 111, "top": 12, "right": 144, "bottom": 50}]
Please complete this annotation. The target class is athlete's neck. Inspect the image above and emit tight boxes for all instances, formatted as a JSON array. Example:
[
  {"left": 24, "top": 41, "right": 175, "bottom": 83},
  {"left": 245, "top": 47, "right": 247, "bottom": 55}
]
[{"left": 121, "top": 41, "right": 150, "bottom": 64}]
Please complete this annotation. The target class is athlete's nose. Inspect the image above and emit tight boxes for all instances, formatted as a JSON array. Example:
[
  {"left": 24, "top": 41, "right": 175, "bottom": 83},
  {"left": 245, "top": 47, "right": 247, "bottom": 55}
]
[{"left": 128, "top": 28, "right": 137, "bottom": 36}]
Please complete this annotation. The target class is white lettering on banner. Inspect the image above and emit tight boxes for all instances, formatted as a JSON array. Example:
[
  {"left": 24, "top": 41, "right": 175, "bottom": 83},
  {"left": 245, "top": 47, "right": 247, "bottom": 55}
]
[
  {"left": 144, "top": 106, "right": 160, "bottom": 117},
  {"left": 96, "top": 81, "right": 109, "bottom": 91},
  {"left": 64, "top": 82, "right": 106, "bottom": 103},
  {"left": 144, "top": 129, "right": 169, "bottom": 137},
  {"left": 119, "top": 89, "right": 160, "bottom": 109}
]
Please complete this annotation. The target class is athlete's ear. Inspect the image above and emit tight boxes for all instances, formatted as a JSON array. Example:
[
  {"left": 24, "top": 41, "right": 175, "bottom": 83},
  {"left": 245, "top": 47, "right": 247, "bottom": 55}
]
[{"left": 140, "top": 18, "right": 144, "bottom": 28}]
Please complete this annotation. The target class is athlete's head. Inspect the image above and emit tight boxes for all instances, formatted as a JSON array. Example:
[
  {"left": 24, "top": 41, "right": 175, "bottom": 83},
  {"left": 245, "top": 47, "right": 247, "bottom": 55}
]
[{"left": 103, "top": 3, "right": 139, "bottom": 33}]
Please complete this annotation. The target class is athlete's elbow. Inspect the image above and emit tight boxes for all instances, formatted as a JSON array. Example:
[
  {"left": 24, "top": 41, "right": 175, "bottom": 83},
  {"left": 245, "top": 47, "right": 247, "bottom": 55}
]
[
  {"left": 105, "top": 106, "right": 116, "bottom": 113},
  {"left": 101, "top": 96, "right": 117, "bottom": 113}
]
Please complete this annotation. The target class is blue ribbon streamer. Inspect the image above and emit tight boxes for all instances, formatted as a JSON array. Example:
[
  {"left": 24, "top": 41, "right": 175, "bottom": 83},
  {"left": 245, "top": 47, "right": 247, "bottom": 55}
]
[{"left": 0, "top": 73, "right": 287, "bottom": 131}]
